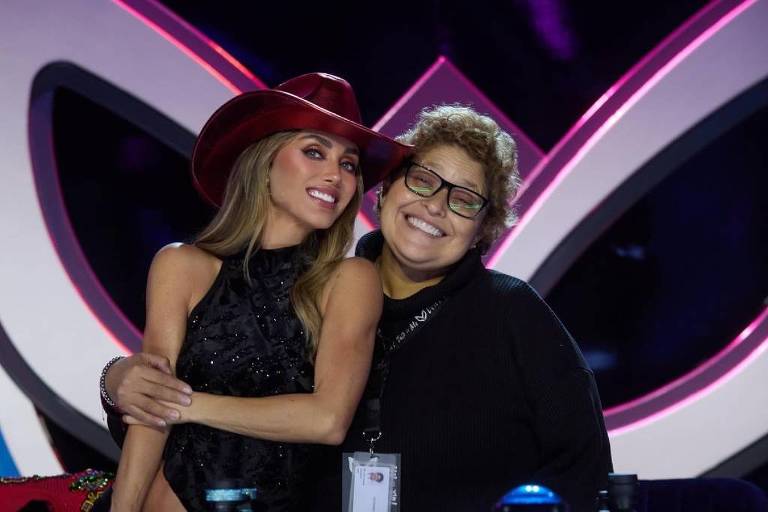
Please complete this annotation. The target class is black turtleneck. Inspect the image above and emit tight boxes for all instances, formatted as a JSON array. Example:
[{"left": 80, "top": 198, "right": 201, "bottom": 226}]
[{"left": 310, "top": 231, "right": 612, "bottom": 512}]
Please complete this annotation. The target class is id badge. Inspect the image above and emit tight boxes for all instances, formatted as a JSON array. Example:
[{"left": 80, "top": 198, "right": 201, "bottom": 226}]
[{"left": 342, "top": 451, "right": 400, "bottom": 512}]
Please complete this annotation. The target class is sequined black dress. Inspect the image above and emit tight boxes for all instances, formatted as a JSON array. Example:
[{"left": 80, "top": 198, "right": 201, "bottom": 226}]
[{"left": 163, "top": 247, "right": 315, "bottom": 511}]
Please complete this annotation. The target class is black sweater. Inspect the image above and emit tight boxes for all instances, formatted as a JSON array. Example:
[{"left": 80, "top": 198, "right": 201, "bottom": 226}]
[{"left": 309, "top": 231, "right": 612, "bottom": 511}]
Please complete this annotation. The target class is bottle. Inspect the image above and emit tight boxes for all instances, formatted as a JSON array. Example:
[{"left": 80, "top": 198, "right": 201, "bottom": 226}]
[
  {"left": 607, "top": 473, "right": 638, "bottom": 512},
  {"left": 493, "top": 483, "right": 568, "bottom": 511},
  {"left": 595, "top": 489, "right": 610, "bottom": 512}
]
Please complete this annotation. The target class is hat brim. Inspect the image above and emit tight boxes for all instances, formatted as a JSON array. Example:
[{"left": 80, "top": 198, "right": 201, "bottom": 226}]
[{"left": 192, "top": 90, "right": 412, "bottom": 206}]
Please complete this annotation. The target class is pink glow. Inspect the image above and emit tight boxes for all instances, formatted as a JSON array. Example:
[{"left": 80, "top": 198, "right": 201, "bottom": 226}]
[
  {"left": 36, "top": 141, "right": 139, "bottom": 355},
  {"left": 374, "top": 56, "right": 544, "bottom": 156},
  {"left": 63, "top": 0, "right": 266, "bottom": 353},
  {"left": 51, "top": 239, "right": 138, "bottom": 356},
  {"left": 56, "top": 0, "right": 763, "bottom": 432},
  {"left": 526, "top": 0, "right": 732, "bottom": 197},
  {"left": 373, "top": 57, "right": 448, "bottom": 132},
  {"left": 125, "top": 0, "right": 263, "bottom": 86},
  {"left": 113, "top": 0, "right": 264, "bottom": 94},
  {"left": 208, "top": 41, "right": 261, "bottom": 84},
  {"left": 488, "top": 0, "right": 749, "bottom": 267},
  {"left": 356, "top": 212, "right": 376, "bottom": 232},
  {"left": 369, "top": 56, "right": 545, "bottom": 232},
  {"left": 488, "top": 0, "right": 755, "bottom": 267},
  {"left": 440, "top": 59, "right": 544, "bottom": 156},
  {"left": 488, "top": 0, "right": 766, "bottom": 427},
  {"left": 606, "top": 309, "right": 768, "bottom": 418},
  {"left": 599, "top": 0, "right": 759, "bottom": 423},
  {"left": 609, "top": 327, "right": 768, "bottom": 436},
  {"left": 361, "top": 57, "right": 448, "bottom": 228}
]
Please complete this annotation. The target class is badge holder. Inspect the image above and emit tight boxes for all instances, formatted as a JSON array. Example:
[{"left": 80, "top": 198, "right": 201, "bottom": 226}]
[
  {"left": 342, "top": 431, "right": 401, "bottom": 512},
  {"left": 339, "top": 299, "right": 446, "bottom": 512}
]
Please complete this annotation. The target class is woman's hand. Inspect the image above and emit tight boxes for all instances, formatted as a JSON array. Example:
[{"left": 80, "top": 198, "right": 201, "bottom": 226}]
[
  {"left": 107, "top": 353, "right": 193, "bottom": 427},
  {"left": 123, "top": 396, "right": 195, "bottom": 426}
]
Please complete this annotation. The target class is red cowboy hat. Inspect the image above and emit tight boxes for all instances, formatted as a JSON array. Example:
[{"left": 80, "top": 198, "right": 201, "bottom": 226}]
[{"left": 192, "top": 73, "right": 412, "bottom": 206}]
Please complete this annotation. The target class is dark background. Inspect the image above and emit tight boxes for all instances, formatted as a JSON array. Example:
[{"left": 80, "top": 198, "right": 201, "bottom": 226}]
[{"left": 49, "top": 0, "right": 768, "bottom": 489}]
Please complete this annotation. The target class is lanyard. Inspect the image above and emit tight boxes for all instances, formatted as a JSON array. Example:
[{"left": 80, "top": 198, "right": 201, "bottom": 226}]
[{"left": 361, "top": 298, "right": 446, "bottom": 454}]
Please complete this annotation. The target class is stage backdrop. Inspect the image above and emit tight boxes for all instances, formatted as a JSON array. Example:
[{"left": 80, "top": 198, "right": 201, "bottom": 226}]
[{"left": 1, "top": 0, "right": 767, "bottom": 485}]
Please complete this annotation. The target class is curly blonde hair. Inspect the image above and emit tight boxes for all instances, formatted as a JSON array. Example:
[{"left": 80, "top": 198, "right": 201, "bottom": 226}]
[{"left": 381, "top": 104, "right": 520, "bottom": 254}]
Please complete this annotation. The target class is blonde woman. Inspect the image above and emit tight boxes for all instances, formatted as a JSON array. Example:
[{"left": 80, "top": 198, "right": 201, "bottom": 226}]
[{"left": 108, "top": 73, "right": 410, "bottom": 511}]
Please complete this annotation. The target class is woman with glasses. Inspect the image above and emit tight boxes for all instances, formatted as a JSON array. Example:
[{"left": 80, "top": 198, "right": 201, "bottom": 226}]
[
  {"left": 100, "top": 105, "right": 612, "bottom": 511},
  {"left": 319, "top": 104, "right": 613, "bottom": 511}
]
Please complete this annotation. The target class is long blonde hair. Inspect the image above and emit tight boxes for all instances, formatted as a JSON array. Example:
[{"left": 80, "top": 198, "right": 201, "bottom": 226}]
[{"left": 195, "top": 131, "right": 363, "bottom": 356}]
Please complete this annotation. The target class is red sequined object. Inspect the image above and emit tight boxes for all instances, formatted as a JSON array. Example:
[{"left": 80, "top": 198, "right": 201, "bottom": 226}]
[{"left": 0, "top": 469, "right": 113, "bottom": 511}]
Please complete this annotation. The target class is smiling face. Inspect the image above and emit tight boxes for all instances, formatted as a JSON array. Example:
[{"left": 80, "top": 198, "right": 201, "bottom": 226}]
[
  {"left": 379, "top": 144, "right": 487, "bottom": 281},
  {"left": 265, "top": 131, "right": 360, "bottom": 243}
]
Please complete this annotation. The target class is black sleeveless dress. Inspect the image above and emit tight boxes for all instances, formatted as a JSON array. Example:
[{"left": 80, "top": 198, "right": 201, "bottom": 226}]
[{"left": 163, "top": 247, "right": 316, "bottom": 511}]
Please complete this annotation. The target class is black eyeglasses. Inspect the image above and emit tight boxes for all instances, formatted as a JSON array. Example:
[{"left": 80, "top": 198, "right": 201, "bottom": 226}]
[{"left": 403, "top": 162, "right": 489, "bottom": 219}]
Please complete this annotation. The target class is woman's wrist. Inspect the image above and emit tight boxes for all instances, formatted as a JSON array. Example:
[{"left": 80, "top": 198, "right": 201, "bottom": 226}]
[
  {"left": 110, "top": 484, "right": 141, "bottom": 512},
  {"left": 183, "top": 391, "right": 203, "bottom": 423},
  {"left": 100, "top": 356, "right": 125, "bottom": 411}
]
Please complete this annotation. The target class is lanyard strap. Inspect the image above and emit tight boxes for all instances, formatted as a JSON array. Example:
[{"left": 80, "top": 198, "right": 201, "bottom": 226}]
[{"left": 361, "top": 298, "right": 446, "bottom": 453}]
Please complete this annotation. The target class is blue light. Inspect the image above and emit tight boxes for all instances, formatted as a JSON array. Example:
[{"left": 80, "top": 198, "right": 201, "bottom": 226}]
[
  {"left": 0, "top": 428, "right": 20, "bottom": 477},
  {"left": 498, "top": 483, "right": 562, "bottom": 505},
  {"left": 204, "top": 487, "right": 258, "bottom": 502}
]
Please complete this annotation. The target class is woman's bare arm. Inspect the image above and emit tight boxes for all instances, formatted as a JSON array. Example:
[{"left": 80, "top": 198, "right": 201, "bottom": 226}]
[
  {"left": 110, "top": 245, "right": 218, "bottom": 511},
  {"left": 156, "top": 257, "right": 382, "bottom": 445}
]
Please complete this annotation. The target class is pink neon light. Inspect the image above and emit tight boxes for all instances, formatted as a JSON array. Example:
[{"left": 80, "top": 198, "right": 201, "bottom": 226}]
[
  {"left": 487, "top": 0, "right": 755, "bottom": 269},
  {"left": 440, "top": 59, "right": 544, "bottom": 156},
  {"left": 357, "top": 214, "right": 376, "bottom": 232},
  {"left": 485, "top": 0, "right": 768, "bottom": 430},
  {"left": 37, "top": 146, "right": 139, "bottom": 355},
  {"left": 610, "top": 329, "right": 768, "bottom": 436},
  {"left": 67, "top": 0, "right": 267, "bottom": 353},
  {"left": 208, "top": 41, "right": 260, "bottom": 84},
  {"left": 373, "top": 57, "right": 448, "bottom": 131},
  {"left": 606, "top": 308, "right": 768, "bottom": 417},
  {"left": 368, "top": 56, "right": 545, "bottom": 231},
  {"left": 356, "top": 58, "right": 450, "bottom": 229},
  {"left": 374, "top": 56, "right": 544, "bottom": 156},
  {"left": 113, "top": 0, "right": 257, "bottom": 94},
  {"left": 359, "top": 57, "right": 448, "bottom": 228},
  {"left": 128, "top": 0, "right": 263, "bottom": 86},
  {"left": 517, "top": 0, "right": 732, "bottom": 203},
  {"left": 50, "top": 233, "right": 138, "bottom": 356}
]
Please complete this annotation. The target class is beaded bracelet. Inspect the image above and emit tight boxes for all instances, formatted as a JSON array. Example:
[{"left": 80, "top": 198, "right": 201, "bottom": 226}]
[{"left": 99, "top": 356, "right": 125, "bottom": 409}]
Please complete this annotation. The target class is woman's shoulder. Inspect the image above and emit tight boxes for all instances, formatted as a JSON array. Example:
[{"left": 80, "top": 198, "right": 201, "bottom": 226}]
[
  {"left": 327, "top": 257, "right": 380, "bottom": 294},
  {"left": 474, "top": 269, "right": 563, "bottom": 319},
  {"left": 335, "top": 256, "right": 378, "bottom": 278},
  {"left": 150, "top": 243, "right": 222, "bottom": 283},
  {"left": 319, "top": 257, "right": 382, "bottom": 313},
  {"left": 483, "top": 269, "right": 539, "bottom": 300}
]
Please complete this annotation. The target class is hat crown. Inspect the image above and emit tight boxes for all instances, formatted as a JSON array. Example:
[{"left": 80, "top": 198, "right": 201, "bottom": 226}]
[{"left": 275, "top": 73, "right": 363, "bottom": 125}]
